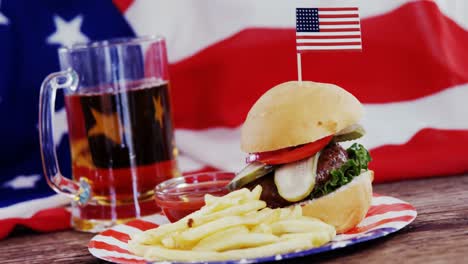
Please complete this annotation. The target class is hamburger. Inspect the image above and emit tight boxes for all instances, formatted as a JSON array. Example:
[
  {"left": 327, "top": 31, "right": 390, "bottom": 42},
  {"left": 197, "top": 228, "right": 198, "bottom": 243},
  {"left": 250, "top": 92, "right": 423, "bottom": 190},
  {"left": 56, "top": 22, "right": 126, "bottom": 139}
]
[{"left": 227, "top": 81, "right": 373, "bottom": 233}]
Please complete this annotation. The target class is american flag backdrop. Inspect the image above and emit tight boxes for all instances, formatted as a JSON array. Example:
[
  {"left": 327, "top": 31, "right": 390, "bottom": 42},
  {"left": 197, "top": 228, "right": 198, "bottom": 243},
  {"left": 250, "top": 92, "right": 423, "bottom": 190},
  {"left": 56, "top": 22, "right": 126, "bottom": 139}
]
[{"left": 0, "top": 0, "right": 467, "bottom": 239}]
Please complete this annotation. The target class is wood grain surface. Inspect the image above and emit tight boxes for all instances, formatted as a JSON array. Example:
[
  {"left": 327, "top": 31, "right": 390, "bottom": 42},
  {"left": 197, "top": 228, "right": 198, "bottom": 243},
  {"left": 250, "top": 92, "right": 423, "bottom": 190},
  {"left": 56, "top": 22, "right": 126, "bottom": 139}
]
[{"left": 1, "top": 175, "right": 467, "bottom": 264}]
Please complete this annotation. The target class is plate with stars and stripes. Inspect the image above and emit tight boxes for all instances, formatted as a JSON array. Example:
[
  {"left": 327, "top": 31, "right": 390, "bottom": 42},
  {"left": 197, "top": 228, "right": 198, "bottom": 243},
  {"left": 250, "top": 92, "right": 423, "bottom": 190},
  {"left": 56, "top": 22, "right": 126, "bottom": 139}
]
[{"left": 88, "top": 193, "right": 416, "bottom": 264}]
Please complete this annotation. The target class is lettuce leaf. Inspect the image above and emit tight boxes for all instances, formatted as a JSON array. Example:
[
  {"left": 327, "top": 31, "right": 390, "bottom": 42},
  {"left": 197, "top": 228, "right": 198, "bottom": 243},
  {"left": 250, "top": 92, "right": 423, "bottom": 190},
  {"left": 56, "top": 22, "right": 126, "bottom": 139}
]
[{"left": 312, "top": 143, "right": 371, "bottom": 198}]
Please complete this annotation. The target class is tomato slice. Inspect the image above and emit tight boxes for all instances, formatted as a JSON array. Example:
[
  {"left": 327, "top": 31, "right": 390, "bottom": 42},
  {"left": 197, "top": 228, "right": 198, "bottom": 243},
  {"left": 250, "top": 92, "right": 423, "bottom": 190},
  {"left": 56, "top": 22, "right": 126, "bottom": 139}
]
[{"left": 246, "top": 135, "right": 333, "bottom": 165}]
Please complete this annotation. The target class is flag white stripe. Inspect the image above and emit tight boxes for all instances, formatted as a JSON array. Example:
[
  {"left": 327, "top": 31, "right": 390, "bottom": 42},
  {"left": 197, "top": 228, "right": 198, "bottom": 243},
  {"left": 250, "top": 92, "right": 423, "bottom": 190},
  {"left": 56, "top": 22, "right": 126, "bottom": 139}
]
[
  {"left": 318, "top": 11, "right": 359, "bottom": 15},
  {"left": 296, "top": 31, "right": 361, "bottom": 36},
  {"left": 361, "top": 82, "right": 468, "bottom": 149},
  {"left": 319, "top": 17, "right": 360, "bottom": 22},
  {"left": 297, "top": 45, "right": 362, "bottom": 50},
  {"left": 0, "top": 194, "right": 70, "bottom": 219},
  {"left": 319, "top": 25, "right": 360, "bottom": 29},
  {"left": 178, "top": 153, "right": 207, "bottom": 172},
  {"left": 296, "top": 38, "right": 361, "bottom": 43}
]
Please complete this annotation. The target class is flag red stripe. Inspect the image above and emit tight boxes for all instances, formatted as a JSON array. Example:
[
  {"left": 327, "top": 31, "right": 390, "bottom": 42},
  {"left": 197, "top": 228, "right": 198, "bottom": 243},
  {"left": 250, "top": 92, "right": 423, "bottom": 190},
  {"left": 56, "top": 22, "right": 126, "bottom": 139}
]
[
  {"left": 319, "top": 14, "right": 359, "bottom": 18},
  {"left": 296, "top": 35, "right": 361, "bottom": 39},
  {"left": 297, "top": 42, "right": 361, "bottom": 46},
  {"left": 0, "top": 208, "right": 70, "bottom": 240},
  {"left": 366, "top": 203, "right": 415, "bottom": 217},
  {"left": 88, "top": 241, "right": 131, "bottom": 254},
  {"left": 345, "top": 215, "right": 416, "bottom": 234},
  {"left": 320, "top": 21, "right": 360, "bottom": 25},
  {"left": 125, "top": 219, "right": 158, "bottom": 231},
  {"left": 318, "top": 7, "right": 359, "bottom": 11},
  {"left": 112, "top": 0, "right": 134, "bottom": 13},
  {"left": 100, "top": 229, "right": 132, "bottom": 243},
  {"left": 370, "top": 129, "right": 468, "bottom": 181},
  {"left": 0, "top": 220, "right": 16, "bottom": 240},
  {"left": 319, "top": 28, "right": 361, "bottom": 32}
]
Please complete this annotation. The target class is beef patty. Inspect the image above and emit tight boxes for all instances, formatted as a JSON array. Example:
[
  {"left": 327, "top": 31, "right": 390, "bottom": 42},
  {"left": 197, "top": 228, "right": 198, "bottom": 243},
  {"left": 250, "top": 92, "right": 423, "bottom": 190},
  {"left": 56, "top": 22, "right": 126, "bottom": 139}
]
[{"left": 245, "top": 143, "right": 348, "bottom": 208}]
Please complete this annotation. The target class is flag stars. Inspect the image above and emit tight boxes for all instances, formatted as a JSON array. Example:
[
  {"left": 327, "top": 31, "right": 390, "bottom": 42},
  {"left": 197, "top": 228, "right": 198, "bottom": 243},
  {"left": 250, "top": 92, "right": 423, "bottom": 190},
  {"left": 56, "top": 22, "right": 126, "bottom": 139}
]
[
  {"left": 3, "top": 175, "right": 41, "bottom": 189},
  {"left": 296, "top": 8, "right": 320, "bottom": 32},
  {"left": 0, "top": 0, "right": 9, "bottom": 25},
  {"left": 0, "top": 10, "right": 8, "bottom": 25},
  {"left": 47, "top": 15, "right": 89, "bottom": 47}
]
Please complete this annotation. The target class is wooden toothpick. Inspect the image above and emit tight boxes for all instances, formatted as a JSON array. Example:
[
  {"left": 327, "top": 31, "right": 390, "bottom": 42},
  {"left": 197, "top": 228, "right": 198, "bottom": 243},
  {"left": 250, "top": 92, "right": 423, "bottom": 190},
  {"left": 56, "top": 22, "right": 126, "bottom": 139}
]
[{"left": 297, "top": 53, "right": 302, "bottom": 84}]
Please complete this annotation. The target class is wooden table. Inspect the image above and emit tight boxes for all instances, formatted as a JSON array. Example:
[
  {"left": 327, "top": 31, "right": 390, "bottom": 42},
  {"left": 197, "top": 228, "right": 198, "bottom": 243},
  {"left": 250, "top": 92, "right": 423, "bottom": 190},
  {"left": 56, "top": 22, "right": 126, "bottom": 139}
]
[{"left": 1, "top": 174, "right": 467, "bottom": 264}]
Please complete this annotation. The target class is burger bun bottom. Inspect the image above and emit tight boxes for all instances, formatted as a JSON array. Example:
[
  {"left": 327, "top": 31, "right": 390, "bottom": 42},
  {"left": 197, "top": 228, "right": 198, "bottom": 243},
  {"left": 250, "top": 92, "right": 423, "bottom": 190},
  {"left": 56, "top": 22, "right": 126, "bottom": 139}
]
[{"left": 299, "top": 170, "right": 374, "bottom": 233}]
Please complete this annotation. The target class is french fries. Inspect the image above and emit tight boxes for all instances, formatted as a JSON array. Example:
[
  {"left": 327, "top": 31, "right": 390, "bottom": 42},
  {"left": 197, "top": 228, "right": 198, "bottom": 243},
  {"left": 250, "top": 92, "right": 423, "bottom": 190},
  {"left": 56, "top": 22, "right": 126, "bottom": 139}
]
[
  {"left": 192, "top": 226, "right": 249, "bottom": 251},
  {"left": 191, "top": 200, "right": 266, "bottom": 227},
  {"left": 129, "top": 186, "right": 336, "bottom": 261},
  {"left": 180, "top": 215, "right": 252, "bottom": 242},
  {"left": 270, "top": 219, "right": 334, "bottom": 235},
  {"left": 194, "top": 232, "right": 278, "bottom": 252}
]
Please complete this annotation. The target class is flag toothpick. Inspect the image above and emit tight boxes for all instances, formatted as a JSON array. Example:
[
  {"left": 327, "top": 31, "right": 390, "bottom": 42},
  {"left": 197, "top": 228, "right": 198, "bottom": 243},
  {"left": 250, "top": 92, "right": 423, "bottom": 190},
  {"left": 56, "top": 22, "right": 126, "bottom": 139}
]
[
  {"left": 297, "top": 53, "right": 302, "bottom": 83},
  {"left": 295, "top": 6, "right": 362, "bottom": 85}
]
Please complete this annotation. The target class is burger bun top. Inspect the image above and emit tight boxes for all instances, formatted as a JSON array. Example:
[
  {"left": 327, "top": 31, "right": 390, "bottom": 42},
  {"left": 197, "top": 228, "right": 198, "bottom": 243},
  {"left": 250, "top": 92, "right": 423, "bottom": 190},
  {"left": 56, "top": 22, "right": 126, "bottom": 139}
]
[{"left": 241, "top": 81, "right": 363, "bottom": 152}]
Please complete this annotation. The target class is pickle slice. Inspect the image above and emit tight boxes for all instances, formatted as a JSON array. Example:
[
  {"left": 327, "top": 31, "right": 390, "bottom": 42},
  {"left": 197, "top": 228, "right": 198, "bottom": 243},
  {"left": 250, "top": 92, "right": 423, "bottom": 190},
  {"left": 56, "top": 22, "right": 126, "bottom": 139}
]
[
  {"left": 227, "top": 162, "right": 274, "bottom": 191},
  {"left": 274, "top": 153, "right": 319, "bottom": 202},
  {"left": 333, "top": 124, "right": 366, "bottom": 142}
]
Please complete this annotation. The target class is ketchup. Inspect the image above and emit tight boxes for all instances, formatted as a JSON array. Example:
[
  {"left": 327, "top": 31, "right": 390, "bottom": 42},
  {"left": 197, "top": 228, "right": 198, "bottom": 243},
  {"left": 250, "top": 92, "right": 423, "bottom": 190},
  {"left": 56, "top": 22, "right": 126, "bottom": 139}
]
[{"left": 155, "top": 180, "right": 231, "bottom": 222}]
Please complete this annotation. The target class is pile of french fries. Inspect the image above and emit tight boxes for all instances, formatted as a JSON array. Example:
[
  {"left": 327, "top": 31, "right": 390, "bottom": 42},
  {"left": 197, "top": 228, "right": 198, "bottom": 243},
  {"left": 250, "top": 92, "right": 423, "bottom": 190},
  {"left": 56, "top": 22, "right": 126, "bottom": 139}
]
[{"left": 129, "top": 186, "right": 336, "bottom": 262}]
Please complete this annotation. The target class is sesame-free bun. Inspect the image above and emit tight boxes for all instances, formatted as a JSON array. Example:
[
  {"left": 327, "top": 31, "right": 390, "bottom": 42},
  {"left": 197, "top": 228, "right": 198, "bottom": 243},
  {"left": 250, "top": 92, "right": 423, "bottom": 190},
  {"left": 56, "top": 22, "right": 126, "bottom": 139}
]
[
  {"left": 241, "top": 81, "right": 363, "bottom": 153},
  {"left": 300, "top": 170, "right": 373, "bottom": 233}
]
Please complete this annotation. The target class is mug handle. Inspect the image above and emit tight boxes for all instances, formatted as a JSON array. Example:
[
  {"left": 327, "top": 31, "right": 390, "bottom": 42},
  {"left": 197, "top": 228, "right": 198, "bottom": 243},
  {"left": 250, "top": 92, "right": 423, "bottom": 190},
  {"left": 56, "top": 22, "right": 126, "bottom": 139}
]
[{"left": 38, "top": 69, "right": 91, "bottom": 205}]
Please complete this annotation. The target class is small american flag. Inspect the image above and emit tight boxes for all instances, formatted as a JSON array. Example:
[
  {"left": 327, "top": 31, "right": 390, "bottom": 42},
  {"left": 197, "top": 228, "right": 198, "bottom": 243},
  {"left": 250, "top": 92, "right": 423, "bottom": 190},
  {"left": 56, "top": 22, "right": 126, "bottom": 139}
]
[{"left": 296, "top": 7, "right": 362, "bottom": 52}]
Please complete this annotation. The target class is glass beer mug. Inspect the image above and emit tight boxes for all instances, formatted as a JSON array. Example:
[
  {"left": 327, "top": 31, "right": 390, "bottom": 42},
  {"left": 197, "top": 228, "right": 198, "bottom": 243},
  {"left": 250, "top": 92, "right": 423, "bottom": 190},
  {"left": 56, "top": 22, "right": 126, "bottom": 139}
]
[{"left": 39, "top": 36, "right": 179, "bottom": 232}]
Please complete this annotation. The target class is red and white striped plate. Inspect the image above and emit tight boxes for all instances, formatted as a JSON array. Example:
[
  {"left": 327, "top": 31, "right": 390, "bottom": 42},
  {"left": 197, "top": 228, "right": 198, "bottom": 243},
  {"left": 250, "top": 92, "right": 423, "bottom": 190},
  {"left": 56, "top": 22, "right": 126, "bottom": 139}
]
[{"left": 88, "top": 194, "right": 417, "bottom": 264}]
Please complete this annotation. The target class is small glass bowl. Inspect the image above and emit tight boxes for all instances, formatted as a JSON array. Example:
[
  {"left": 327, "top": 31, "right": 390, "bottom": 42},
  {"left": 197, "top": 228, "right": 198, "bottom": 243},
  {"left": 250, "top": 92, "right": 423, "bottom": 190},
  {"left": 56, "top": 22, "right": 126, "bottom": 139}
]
[{"left": 155, "top": 172, "right": 235, "bottom": 222}]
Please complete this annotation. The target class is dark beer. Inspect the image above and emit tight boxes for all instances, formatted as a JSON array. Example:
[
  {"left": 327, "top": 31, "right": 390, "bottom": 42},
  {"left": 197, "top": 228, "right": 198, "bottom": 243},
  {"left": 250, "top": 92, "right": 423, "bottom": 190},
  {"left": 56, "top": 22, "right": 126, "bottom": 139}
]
[{"left": 65, "top": 80, "right": 178, "bottom": 221}]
